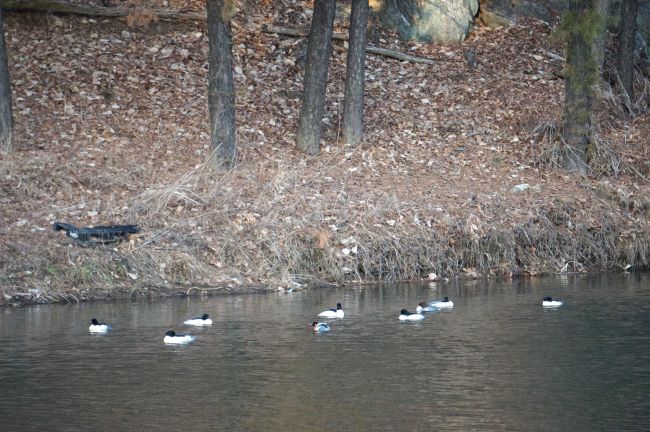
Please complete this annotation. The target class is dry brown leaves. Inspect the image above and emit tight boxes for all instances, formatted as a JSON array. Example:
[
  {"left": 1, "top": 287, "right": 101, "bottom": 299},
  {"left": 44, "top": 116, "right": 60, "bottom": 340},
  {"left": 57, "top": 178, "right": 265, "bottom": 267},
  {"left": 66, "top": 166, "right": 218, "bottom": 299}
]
[{"left": 0, "top": 1, "right": 648, "bottom": 295}]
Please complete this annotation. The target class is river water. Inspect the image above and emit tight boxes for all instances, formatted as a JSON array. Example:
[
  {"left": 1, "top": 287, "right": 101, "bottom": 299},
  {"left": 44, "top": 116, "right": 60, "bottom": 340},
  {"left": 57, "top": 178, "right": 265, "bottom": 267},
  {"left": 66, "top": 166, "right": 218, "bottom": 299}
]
[{"left": 1, "top": 274, "right": 649, "bottom": 431}]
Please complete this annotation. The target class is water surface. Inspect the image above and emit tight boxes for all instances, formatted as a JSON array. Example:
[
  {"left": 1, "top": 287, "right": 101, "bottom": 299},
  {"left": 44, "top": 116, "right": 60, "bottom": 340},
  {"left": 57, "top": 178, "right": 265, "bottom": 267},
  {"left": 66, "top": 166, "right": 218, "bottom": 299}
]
[{"left": 1, "top": 274, "right": 649, "bottom": 431}]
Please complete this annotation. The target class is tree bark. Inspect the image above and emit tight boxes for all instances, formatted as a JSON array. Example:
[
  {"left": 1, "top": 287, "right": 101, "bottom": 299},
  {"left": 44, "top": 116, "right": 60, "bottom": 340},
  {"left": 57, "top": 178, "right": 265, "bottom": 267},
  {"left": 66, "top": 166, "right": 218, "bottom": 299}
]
[
  {"left": 0, "top": 8, "right": 12, "bottom": 153},
  {"left": 206, "top": 0, "right": 236, "bottom": 169},
  {"left": 563, "top": 0, "right": 600, "bottom": 173},
  {"left": 592, "top": 0, "right": 609, "bottom": 75},
  {"left": 617, "top": 0, "right": 639, "bottom": 104},
  {"left": 296, "top": 0, "right": 336, "bottom": 155},
  {"left": 342, "top": 0, "right": 369, "bottom": 146},
  {"left": 1, "top": 0, "right": 206, "bottom": 20}
]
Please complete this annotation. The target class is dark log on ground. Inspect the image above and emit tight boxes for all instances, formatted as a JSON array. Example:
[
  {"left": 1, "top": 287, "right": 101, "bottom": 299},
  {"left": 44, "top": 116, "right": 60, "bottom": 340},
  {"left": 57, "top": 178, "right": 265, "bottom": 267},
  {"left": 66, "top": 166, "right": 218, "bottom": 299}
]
[
  {"left": 262, "top": 24, "right": 435, "bottom": 65},
  {"left": 0, "top": 0, "right": 206, "bottom": 20}
]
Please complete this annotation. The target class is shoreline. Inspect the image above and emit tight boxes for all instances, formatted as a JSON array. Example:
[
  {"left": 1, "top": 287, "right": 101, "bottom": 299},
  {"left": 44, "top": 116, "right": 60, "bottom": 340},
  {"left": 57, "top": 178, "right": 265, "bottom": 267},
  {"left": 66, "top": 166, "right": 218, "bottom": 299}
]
[
  {"left": 1, "top": 11, "right": 649, "bottom": 305},
  {"left": 1, "top": 282, "right": 277, "bottom": 307}
]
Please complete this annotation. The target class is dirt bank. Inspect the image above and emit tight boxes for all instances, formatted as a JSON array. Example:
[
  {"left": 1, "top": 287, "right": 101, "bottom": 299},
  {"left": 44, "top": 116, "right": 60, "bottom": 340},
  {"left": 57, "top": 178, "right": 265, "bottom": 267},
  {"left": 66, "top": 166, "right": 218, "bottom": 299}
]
[{"left": 1, "top": 2, "right": 649, "bottom": 306}]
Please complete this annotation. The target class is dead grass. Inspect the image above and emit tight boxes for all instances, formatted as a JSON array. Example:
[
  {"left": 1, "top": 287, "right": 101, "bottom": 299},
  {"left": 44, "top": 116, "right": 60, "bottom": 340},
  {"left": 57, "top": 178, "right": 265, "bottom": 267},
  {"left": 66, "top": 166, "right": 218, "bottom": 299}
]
[{"left": 3, "top": 147, "right": 650, "bottom": 306}]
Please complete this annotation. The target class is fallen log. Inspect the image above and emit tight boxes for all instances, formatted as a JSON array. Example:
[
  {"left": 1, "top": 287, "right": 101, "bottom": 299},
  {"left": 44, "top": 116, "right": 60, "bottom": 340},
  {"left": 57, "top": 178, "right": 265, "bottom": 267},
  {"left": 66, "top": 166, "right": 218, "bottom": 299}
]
[
  {"left": 0, "top": 0, "right": 206, "bottom": 20},
  {"left": 261, "top": 24, "right": 436, "bottom": 65}
]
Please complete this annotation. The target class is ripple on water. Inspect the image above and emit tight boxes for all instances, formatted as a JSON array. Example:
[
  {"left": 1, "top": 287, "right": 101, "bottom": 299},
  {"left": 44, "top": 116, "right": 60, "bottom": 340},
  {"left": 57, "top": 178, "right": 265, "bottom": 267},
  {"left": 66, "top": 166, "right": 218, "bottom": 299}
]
[{"left": 0, "top": 274, "right": 649, "bottom": 431}]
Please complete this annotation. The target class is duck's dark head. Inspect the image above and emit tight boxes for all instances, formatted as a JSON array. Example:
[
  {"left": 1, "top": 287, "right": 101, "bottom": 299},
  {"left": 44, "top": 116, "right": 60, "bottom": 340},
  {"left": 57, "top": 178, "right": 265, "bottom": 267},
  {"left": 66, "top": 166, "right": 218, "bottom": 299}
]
[
  {"left": 443, "top": 297, "right": 449, "bottom": 302},
  {"left": 312, "top": 321, "right": 319, "bottom": 327},
  {"left": 418, "top": 301, "right": 426, "bottom": 307},
  {"left": 166, "top": 330, "right": 176, "bottom": 337},
  {"left": 202, "top": 314, "right": 209, "bottom": 320},
  {"left": 400, "top": 309, "right": 409, "bottom": 315},
  {"left": 336, "top": 303, "right": 342, "bottom": 310},
  {"left": 543, "top": 296, "right": 552, "bottom": 301},
  {"left": 91, "top": 318, "right": 99, "bottom": 325}
]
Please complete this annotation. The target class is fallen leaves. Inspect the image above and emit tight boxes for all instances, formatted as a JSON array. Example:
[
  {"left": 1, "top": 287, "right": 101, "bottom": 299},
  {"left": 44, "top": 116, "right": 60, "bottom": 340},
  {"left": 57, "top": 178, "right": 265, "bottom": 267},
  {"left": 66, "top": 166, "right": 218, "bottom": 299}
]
[{"left": 0, "top": 2, "right": 648, "bottom": 293}]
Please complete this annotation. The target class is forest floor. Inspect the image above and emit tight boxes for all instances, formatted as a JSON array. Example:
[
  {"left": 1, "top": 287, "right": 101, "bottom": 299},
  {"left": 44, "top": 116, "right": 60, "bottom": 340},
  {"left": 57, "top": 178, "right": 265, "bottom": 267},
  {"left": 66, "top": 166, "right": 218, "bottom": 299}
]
[{"left": 1, "top": 1, "right": 649, "bottom": 305}]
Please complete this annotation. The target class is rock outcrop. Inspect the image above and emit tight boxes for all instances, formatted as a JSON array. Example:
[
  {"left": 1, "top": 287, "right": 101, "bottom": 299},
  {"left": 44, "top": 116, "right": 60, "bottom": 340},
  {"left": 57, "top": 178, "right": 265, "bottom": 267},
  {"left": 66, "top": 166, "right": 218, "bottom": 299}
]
[{"left": 379, "top": 0, "right": 479, "bottom": 43}]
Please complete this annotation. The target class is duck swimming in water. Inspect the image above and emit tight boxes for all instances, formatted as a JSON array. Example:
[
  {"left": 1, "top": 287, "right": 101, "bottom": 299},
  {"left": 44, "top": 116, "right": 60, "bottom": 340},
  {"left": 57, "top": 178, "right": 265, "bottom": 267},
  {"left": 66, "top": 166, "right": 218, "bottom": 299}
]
[
  {"left": 416, "top": 301, "right": 437, "bottom": 313},
  {"left": 318, "top": 303, "right": 344, "bottom": 318},
  {"left": 399, "top": 309, "right": 425, "bottom": 321},
  {"left": 542, "top": 297, "right": 564, "bottom": 307},
  {"left": 430, "top": 296, "right": 454, "bottom": 309},
  {"left": 89, "top": 318, "right": 112, "bottom": 333},
  {"left": 184, "top": 313, "right": 213, "bottom": 326},
  {"left": 312, "top": 322, "right": 331, "bottom": 333},
  {"left": 163, "top": 330, "right": 196, "bottom": 344}
]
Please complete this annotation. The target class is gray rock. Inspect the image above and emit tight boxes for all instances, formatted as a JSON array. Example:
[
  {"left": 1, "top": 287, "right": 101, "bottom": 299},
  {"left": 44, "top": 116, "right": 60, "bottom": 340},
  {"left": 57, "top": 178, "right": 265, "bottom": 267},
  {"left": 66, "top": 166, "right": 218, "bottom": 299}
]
[
  {"left": 380, "top": 0, "right": 480, "bottom": 43},
  {"left": 478, "top": 0, "right": 514, "bottom": 26},
  {"left": 511, "top": 183, "right": 530, "bottom": 193}
]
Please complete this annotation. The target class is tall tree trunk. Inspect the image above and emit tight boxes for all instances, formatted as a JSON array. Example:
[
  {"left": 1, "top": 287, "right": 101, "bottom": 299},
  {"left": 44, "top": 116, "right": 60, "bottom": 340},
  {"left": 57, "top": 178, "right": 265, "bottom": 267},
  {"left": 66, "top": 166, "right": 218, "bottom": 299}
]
[
  {"left": 592, "top": 0, "right": 609, "bottom": 75},
  {"left": 342, "top": 0, "right": 369, "bottom": 146},
  {"left": 617, "top": 0, "right": 639, "bottom": 104},
  {"left": 296, "top": 0, "right": 336, "bottom": 155},
  {"left": 0, "top": 8, "right": 13, "bottom": 153},
  {"left": 206, "top": 0, "right": 236, "bottom": 170},
  {"left": 563, "top": 0, "right": 602, "bottom": 173}
]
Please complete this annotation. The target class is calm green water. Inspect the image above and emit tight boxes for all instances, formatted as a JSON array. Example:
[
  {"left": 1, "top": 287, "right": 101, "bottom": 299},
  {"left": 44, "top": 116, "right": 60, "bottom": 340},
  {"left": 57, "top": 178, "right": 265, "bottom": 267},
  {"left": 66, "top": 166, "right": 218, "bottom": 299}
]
[{"left": 1, "top": 274, "right": 649, "bottom": 431}]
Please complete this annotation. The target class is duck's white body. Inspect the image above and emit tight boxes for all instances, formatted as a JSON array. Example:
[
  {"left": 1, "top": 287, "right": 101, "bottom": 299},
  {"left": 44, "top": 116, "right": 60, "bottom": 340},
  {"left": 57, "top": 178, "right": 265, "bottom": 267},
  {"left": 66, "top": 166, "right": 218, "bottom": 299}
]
[
  {"left": 430, "top": 298, "right": 454, "bottom": 309},
  {"left": 164, "top": 331, "right": 196, "bottom": 344},
  {"left": 318, "top": 309, "right": 344, "bottom": 318},
  {"left": 399, "top": 310, "right": 425, "bottom": 321},
  {"left": 312, "top": 322, "right": 330, "bottom": 333},
  {"left": 184, "top": 314, "right": 213, "bottom": 326},
  {"left": 89, "top": 319, "right": 111, "bottom": 333},
  {"left": 542, "top": 299, "right": 564, "bottom": 307},
  {"left": 318, "top": 303, "right": 344, "bottom": 318},
  {"left": 89, "top": 324, "right": 111, "bottom": 333}
]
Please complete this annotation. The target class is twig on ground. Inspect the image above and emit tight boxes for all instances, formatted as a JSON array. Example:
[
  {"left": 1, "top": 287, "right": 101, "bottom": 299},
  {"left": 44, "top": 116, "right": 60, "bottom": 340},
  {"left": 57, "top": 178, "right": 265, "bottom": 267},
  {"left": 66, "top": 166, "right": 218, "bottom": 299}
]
[{"left": 262, "top": 25, "right": 436, "bottom": 65}]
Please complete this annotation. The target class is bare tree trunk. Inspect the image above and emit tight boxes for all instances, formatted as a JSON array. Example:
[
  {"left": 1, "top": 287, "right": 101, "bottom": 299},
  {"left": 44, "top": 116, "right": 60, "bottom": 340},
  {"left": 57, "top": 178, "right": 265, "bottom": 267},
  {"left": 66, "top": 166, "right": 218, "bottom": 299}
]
[
  {"left": 206, "top": 0, "right": 236, "bottom": 170},
  {"left": 592, "top": 0, "right": 609, "bottom": 75},
  {"left": 0, "top": 9, "right": 13, "bottom": 153},
  {"left": 342, "top": 0, "right": 369, "bottom": 146},
  {"left": 563, "top": 0, "right": 601, "bottom": 173},
  {"left": 296, "top": 0, "right": 336, "bottom": 155},
  {"left": 617, "top": 0, "right": 639, "bottom": 104}
]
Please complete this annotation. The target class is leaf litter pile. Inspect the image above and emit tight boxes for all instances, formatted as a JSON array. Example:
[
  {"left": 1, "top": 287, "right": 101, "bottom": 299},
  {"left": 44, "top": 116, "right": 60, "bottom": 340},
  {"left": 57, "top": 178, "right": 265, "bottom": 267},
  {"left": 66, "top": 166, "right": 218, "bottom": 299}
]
[{"left": 1, "top": 1, "right": 649, "bottom": 304}]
